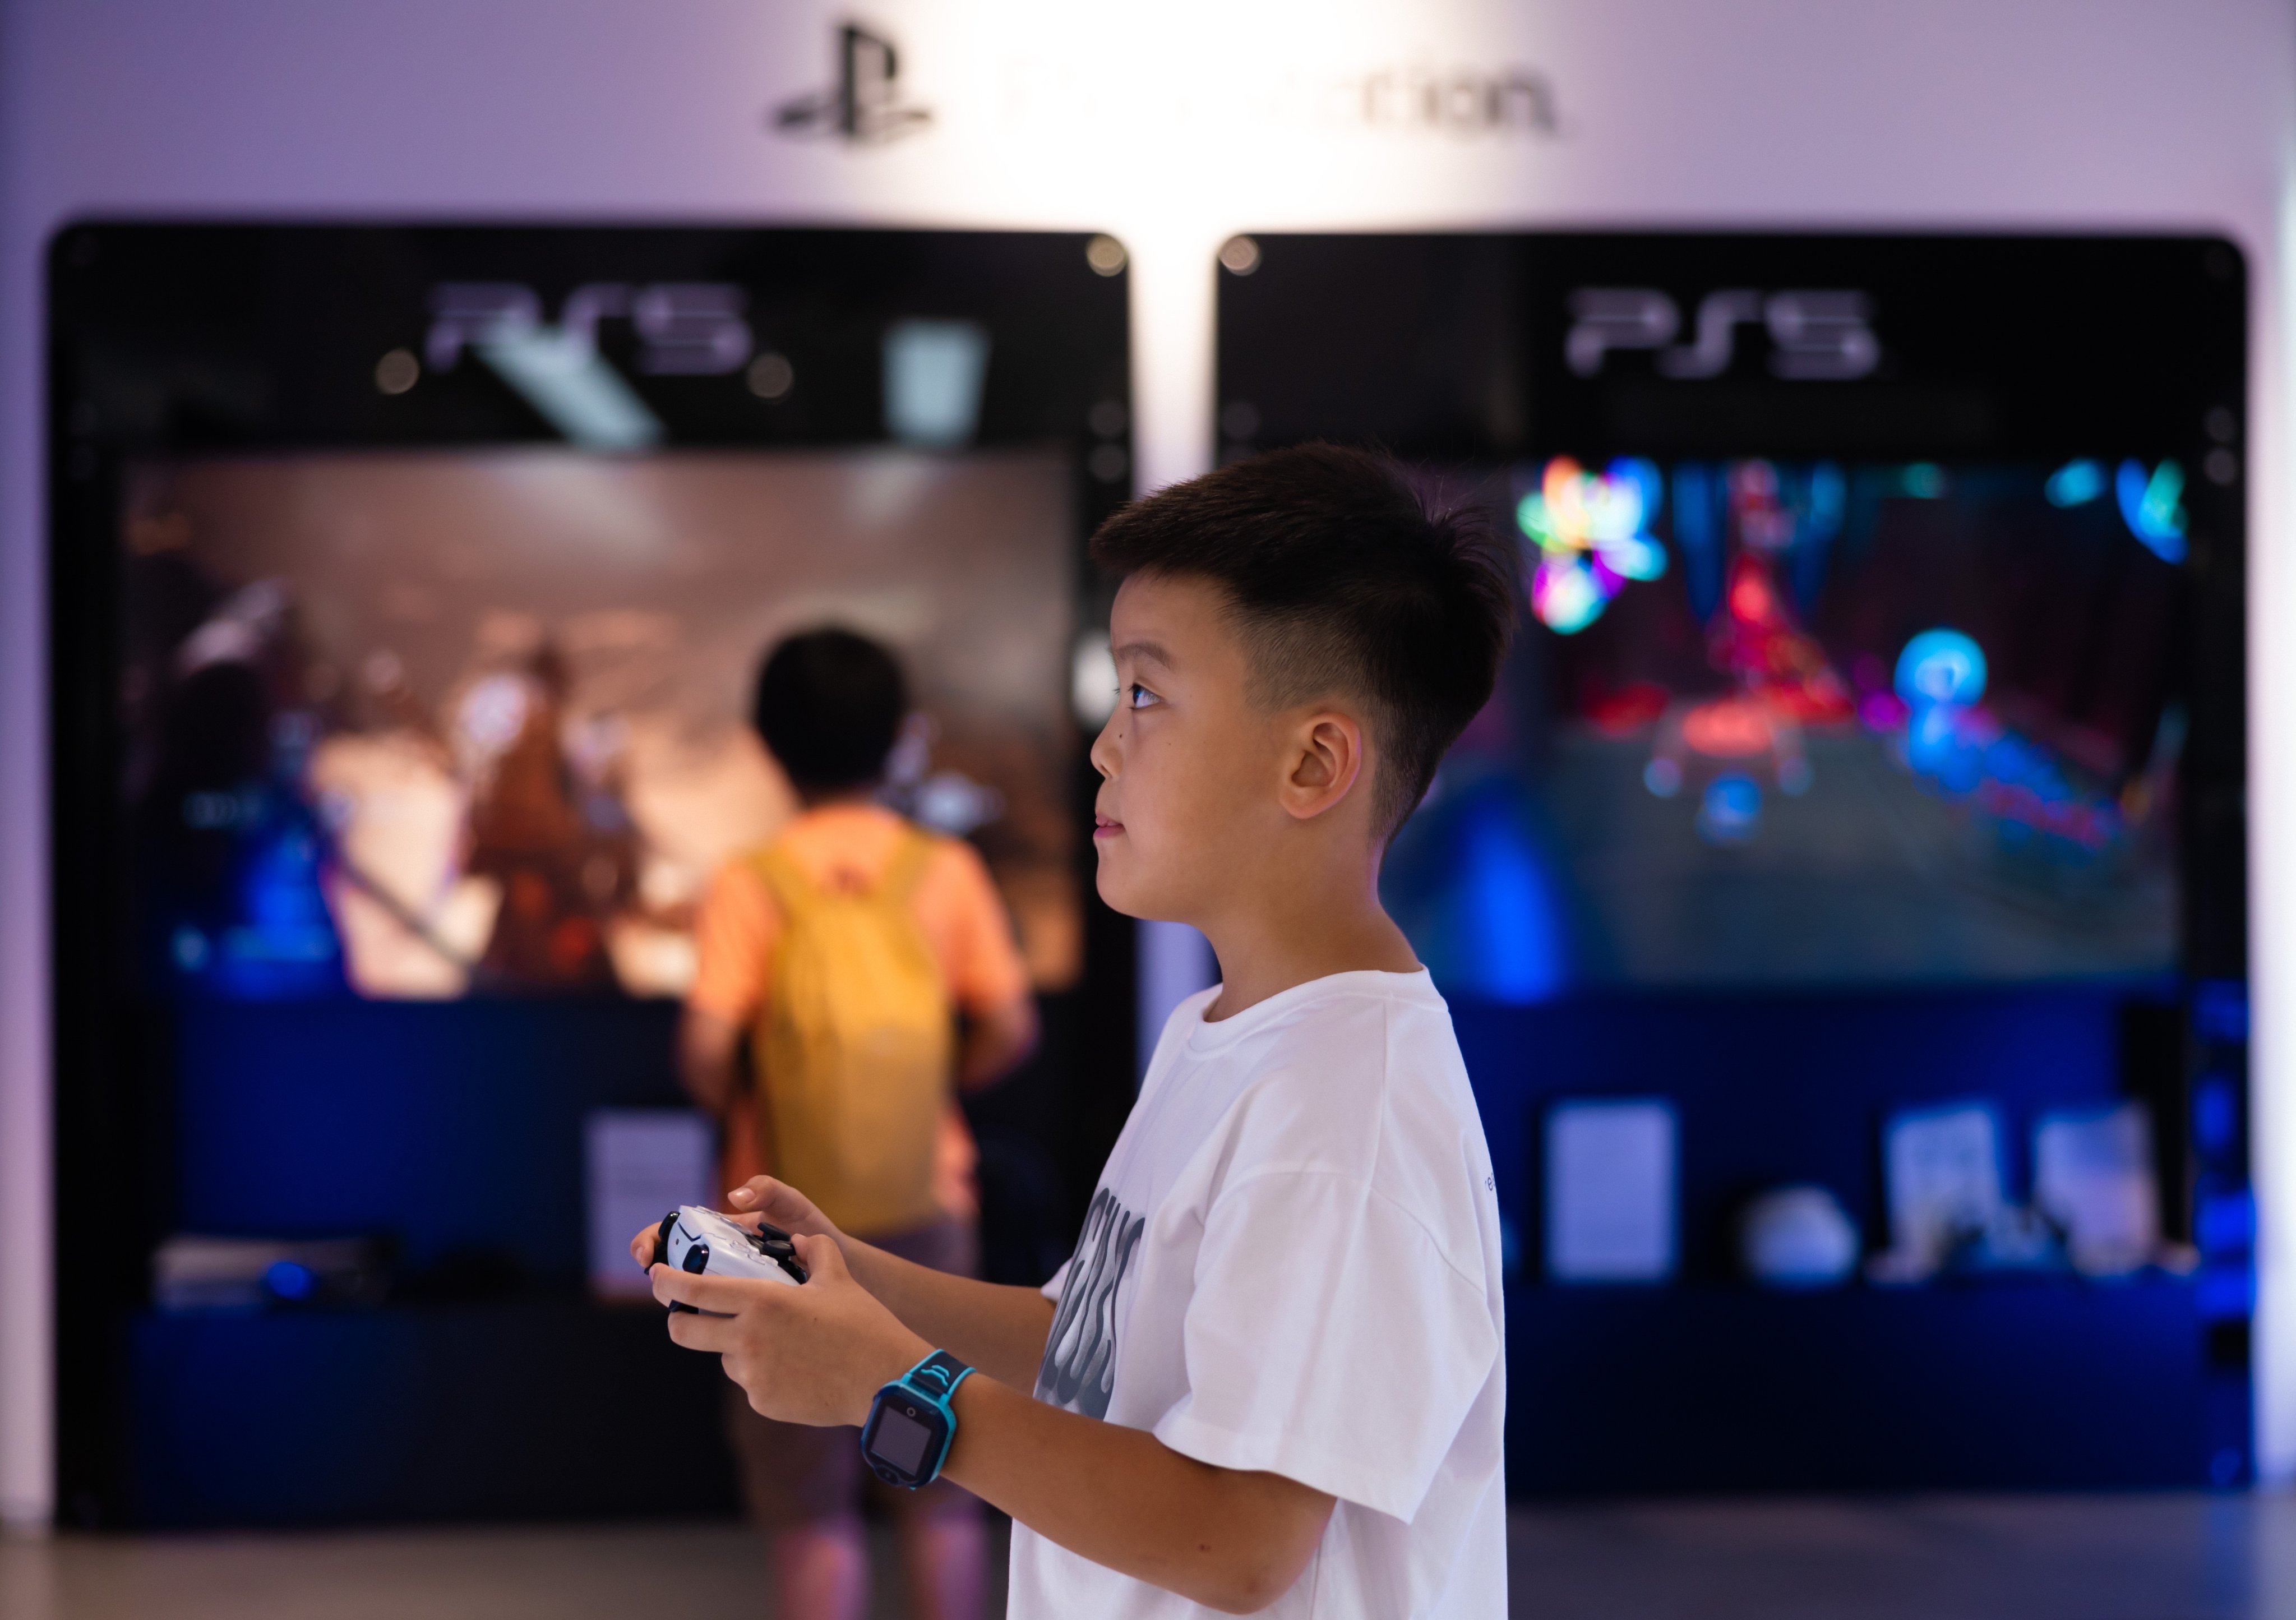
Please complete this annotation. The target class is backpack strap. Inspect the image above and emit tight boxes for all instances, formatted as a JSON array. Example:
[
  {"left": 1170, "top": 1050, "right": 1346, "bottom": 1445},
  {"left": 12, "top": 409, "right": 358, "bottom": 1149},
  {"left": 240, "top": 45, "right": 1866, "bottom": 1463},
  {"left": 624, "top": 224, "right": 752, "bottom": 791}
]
[
  {"left": 748, "top": 823, "right": 937, "bottom": 912},
  {"left": 749, "top": 842, "right": 815, "bottom": 920},
  {"left": 878, "top": 827, "right": 938, "bottom": 904}
]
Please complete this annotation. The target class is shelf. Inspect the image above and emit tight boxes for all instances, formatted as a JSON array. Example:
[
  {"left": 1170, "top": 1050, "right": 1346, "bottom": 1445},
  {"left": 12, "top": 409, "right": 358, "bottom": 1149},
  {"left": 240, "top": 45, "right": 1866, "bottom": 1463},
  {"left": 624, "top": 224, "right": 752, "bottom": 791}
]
[{"left": 1504, "top": 1277, "right": 2239, "bottom": 1492}]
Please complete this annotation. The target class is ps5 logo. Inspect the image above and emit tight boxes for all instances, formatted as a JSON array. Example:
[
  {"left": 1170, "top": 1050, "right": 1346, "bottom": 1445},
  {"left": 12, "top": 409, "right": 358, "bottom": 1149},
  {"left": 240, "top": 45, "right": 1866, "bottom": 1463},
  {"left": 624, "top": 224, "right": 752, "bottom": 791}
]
[
  {"left": 1566, "top": 288, "right": 1880, "bottom": 381},
  {"left": 774, "top": 21, "right": 931, "bottom": 144},
  {"left": 426, "top": 283, "right": 753, "bottom": 376}
]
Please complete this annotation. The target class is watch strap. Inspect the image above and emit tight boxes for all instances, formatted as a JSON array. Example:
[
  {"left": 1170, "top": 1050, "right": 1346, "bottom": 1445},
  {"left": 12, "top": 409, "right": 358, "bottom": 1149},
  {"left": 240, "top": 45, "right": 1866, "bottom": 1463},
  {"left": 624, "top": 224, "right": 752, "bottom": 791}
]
[{"left": 900, "top": 1349, "right": 973, "bottom": 1406}]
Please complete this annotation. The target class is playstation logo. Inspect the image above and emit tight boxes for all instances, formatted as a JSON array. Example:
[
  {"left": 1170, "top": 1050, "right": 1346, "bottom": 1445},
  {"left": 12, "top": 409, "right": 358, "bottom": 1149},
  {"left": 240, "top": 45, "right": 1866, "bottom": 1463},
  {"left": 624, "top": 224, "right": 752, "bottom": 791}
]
[{"left": 773, "top": 22, "right": 932, "bottom": 144}]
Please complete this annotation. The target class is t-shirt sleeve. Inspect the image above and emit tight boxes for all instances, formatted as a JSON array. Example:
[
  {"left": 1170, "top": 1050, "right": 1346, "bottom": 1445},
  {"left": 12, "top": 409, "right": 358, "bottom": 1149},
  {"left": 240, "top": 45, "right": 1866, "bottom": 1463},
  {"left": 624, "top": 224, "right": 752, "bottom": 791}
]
[
  {"left": 685, "top": 861, "right": 775, "bottom": 1025},
  {"left": 933, "top": 840, "right": 1033, "bottom": 1013},
  {"left": 1151, "top": 1169, "right": 1500, "bottom": 1524}
]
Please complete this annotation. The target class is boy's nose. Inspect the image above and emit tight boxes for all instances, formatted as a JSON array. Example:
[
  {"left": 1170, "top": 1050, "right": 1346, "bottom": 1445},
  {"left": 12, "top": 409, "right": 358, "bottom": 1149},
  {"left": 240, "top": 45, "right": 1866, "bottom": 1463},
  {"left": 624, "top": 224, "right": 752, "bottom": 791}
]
[{"left": 1088, "top": 714, "right": 1120, "bottom": 779}]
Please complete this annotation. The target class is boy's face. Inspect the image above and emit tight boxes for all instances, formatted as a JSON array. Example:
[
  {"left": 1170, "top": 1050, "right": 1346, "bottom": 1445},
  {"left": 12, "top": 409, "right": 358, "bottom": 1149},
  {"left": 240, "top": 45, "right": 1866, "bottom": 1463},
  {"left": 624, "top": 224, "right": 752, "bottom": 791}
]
[{"left": 1091, "top": 571, "right": 1340, "bottom": 923}]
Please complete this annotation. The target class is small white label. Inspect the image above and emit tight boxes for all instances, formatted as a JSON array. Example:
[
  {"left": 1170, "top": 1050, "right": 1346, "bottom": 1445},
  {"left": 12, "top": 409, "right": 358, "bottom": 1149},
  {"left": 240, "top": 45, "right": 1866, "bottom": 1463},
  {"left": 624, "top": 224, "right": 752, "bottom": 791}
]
[
  {"left": 1545, "top": 1099, "right": 1678, "bottom": 1282},
  {"left": 586, "top": 1110, "right": 714, "bottom": 1298}
]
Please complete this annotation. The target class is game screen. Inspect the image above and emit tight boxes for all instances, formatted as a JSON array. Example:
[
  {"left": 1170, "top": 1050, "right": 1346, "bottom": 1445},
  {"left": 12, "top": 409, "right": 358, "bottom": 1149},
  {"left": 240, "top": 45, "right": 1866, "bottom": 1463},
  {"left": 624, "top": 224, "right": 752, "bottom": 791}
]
[
  {"left": 118, "top": 449, "right": 1080, "bottom": 1001},
  {"left": 1383, "top": 455, "right": 2188, "bottom": 994}
]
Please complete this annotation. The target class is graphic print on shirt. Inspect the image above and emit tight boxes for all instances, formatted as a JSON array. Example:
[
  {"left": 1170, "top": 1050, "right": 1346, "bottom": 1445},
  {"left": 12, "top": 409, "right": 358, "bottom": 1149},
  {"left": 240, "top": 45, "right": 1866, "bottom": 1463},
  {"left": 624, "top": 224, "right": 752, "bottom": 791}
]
[{"left": 1035, "top": 1186, "right": 1145, "bottom": 1419}]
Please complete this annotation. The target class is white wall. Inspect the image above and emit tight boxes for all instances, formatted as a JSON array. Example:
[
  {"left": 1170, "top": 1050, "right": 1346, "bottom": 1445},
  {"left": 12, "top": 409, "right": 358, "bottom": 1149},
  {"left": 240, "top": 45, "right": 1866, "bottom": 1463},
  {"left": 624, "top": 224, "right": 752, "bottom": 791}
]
[{"left": 3, "top": 0, "right": 2290, "bottom": 1525}]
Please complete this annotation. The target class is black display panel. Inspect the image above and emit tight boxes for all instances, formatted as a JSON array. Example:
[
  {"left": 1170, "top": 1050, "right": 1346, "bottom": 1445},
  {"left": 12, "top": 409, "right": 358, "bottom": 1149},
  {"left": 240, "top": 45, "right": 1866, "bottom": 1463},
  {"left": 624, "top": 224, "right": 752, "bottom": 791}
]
[
  {"left": 1217, "top": 233, "right": 2245, "bottom": 994},
  {"left": 48, "top": 224, "right": 1135, "bottom": 1523}
]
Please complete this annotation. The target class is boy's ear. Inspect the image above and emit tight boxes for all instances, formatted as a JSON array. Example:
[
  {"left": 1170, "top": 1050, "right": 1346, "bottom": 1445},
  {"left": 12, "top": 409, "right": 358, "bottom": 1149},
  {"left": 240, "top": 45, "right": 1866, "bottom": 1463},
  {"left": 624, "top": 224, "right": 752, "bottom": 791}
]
[{"left": 1278, "top": 710, "right": 1366, "bottom": 822}]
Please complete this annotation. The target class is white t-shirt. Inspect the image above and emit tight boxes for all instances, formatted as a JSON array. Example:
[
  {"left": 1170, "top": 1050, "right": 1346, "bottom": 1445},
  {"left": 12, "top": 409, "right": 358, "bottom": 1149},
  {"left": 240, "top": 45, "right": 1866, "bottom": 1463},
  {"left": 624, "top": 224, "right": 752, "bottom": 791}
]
[{"left": 1008, "top": 968, "right": 1507, "bottom": 1619}]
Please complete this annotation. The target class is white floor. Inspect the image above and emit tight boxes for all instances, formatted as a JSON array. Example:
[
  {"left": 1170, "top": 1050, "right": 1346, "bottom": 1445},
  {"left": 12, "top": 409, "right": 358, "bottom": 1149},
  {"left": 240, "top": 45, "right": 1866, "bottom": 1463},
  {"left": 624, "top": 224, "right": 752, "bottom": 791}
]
[{"left": 2, "top": 1496, "right": 2292, "bottom": 1619}]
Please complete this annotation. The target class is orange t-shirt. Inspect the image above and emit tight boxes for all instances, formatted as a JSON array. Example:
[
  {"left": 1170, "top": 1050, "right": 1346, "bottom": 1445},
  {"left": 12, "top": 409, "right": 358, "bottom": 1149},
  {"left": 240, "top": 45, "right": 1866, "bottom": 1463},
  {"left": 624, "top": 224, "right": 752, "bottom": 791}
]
[{"left": 688, "top": 802, "right": 1032, "bottom": 1216}]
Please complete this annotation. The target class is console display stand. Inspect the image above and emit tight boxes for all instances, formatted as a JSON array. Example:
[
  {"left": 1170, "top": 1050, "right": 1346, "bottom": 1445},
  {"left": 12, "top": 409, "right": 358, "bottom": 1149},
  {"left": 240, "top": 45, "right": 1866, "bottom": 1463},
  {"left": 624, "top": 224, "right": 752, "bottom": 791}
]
[
  {"left": 49, "top": 224, "right": 1137, "bottom": 1525},
  {"left": 1220, "top": 231, "right": 2249, "bottom": 1491}
]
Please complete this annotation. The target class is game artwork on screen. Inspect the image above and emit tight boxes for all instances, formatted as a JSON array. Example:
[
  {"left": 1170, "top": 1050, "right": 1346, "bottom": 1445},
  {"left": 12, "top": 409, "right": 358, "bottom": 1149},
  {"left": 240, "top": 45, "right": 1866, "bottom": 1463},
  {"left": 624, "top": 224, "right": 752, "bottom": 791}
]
[
  {"left": 1383, "top": 455, "right": 2187, "bottom": 995},
  {"left": 119, "top": 449, "right": 1080, "bottom": 1003}
]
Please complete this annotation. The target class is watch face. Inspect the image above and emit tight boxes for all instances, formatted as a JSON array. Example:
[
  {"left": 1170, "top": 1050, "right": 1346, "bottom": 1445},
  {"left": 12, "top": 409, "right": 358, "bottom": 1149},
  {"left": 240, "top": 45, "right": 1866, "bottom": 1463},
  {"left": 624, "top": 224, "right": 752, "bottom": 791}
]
[{"left": 868, "top": 1404, "right": 937, "bottom": 1477}]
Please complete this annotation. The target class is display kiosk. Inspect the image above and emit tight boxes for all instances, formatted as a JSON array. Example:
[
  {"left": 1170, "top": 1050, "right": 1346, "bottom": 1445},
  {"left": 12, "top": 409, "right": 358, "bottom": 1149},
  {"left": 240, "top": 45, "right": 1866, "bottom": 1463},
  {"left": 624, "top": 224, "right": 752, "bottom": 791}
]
[
  {"left": 1220, "top": 231, "right": 2251, "bottom": 1489},
  {"left": 48, "top": 223, "right": 1134, "bottom": 1524}
]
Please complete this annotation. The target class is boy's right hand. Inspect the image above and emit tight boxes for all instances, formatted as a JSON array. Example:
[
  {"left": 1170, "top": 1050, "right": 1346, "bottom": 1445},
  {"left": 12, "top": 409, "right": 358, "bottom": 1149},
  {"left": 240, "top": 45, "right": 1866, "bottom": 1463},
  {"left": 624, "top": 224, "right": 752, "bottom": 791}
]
[{"left": 626, "top": 1176, "right": 843, "bottom": 1270}]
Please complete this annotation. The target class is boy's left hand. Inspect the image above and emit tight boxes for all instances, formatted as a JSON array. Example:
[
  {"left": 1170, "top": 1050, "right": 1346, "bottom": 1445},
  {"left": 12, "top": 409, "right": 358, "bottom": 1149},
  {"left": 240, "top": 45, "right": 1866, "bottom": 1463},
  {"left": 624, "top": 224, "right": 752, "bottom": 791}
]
[{"left": 650, "top": 1231, "right": 931, "bottom": 1428}]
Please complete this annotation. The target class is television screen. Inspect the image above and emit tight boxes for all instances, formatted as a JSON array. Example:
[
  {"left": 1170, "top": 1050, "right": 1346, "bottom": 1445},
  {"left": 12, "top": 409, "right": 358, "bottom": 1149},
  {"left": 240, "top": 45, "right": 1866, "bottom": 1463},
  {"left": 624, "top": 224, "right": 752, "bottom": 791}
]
[
  {"left": 1216, "top": 230, "right": 2244, "bottom": 995},
  {"left": 118, "top": 448, "right": 1080, "bottom": 1002},
  {"left": 1383, "top": 454, "right": 2187, "bottom": 993}
]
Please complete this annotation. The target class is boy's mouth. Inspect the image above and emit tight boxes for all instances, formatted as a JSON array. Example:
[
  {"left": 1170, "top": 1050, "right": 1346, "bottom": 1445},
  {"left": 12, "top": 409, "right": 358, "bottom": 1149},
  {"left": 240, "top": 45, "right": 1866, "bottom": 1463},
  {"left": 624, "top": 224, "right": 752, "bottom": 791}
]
[{"left": 1093, "top": 814, "right": 1123, "bottom": 840}]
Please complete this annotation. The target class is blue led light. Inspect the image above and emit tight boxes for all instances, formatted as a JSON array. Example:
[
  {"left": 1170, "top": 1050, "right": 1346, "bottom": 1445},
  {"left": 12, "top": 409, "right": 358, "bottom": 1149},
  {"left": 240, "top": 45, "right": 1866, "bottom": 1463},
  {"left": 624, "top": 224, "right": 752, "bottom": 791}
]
[
  {"left": 1809, "top": 462, "right": 1846, "bottom": 530},
  {"left": 2193, "top": 1081, "right": 2239, "bottom": 1156},
  {"left": 1697, "top": 774, "right": 1763, "bottom": 845},
  {"left": 2197, "top": 1190, "right": 2257, "bottom": 1254},
  {"left": 1670, "top": 463, "right": 1722, "bottom": 621},
  {"left": 2115, "top": 459, "right": 2187, "bottom": 563},
  {"left": 264, "top": 1260, "right": 318, "bottom": 1302},
  {"left": 2195, "top": 981, "right": 2250, "bottom": 1043},
  {"left": 1894, "top": 629, "right": 1988, "bottom": 707},
  {"left": 1457, "top": 807, "right": 1564, "bottom": 1004},
  {"left": 2045, "top": 459, "right": 2106, "bottom": 507},
  {"left": 2197, "top": 1266, "right": 2256, "bottom": 1319}
]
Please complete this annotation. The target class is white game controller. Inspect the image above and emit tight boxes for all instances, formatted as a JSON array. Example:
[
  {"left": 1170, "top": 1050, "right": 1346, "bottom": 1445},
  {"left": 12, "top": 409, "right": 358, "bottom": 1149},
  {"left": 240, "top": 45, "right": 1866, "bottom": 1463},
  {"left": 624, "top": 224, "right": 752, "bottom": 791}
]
[{"left": 654, "top": 1206, "right": 808, "bottom": 1313}]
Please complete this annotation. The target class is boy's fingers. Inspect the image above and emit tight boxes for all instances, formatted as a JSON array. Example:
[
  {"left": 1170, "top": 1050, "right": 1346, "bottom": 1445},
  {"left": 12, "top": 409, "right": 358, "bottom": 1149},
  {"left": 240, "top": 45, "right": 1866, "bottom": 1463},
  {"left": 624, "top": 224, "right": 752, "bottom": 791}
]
[
  {"left": 629, "top": 1226, "right": 660, "bottom": 1267},
  {"left": 791, "top": 1231, "right": 845, "bottom": 1281},
  {"left": 649, "top": 1262, "right": 763, "bottom": 1315},
  {"left": 665, "top": 1308, "right": 734, "bottom": 1353}
]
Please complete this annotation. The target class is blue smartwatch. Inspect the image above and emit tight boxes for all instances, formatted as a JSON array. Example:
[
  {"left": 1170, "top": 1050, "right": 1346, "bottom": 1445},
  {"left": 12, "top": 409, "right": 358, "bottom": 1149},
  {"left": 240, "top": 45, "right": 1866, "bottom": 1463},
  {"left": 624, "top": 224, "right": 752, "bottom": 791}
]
[{"left": 860, "top": 1351, "right": 973, "bottom": 1488}]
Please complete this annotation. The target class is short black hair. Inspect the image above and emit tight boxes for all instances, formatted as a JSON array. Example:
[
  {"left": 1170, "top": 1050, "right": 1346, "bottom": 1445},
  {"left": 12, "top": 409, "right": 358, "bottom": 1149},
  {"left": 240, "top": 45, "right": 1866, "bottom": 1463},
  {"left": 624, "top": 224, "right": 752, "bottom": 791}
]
[
  {"left": 1089, "top": 443, "right": 1517, "bottom": 837},
  {"left": 751, "top": 627, "right": 908, "bottom": 791}
]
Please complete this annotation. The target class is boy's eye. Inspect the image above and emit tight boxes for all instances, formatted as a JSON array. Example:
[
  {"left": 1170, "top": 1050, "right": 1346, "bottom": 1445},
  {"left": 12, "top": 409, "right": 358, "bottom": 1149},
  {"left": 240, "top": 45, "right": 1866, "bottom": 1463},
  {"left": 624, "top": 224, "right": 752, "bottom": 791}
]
[{"left": 1126, "top": 683, "right": 1162, "bottom": 710}]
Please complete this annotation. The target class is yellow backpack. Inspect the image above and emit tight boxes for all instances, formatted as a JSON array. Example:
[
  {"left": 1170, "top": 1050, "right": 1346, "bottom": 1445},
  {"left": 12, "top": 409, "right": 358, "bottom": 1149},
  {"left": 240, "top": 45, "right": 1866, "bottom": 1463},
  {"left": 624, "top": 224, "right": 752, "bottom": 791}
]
[{"left": 749, "top": 829, "right": 953, "bottom": 1237}]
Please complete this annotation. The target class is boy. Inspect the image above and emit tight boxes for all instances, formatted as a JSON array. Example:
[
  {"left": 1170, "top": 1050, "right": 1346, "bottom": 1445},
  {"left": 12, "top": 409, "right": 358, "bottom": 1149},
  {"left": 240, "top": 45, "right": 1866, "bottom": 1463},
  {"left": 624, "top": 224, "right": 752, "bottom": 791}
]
[
  {"left": 641, "top": 447, "right": 1515, "bottom": 1616},
  {"left": 681, "top": 627, "right": 1040, "bottom": 1620}
]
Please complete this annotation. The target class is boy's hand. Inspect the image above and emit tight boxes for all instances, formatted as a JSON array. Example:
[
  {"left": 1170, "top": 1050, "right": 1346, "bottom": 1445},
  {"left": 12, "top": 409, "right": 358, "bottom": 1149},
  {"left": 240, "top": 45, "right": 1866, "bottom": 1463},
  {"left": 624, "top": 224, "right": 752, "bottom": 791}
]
[
  {"left": 724, "top": 1175, "right": 839, "bottom": 1240},
  {"left": 626, "top": 1175, "right": 842, "bottom": 1269},
  {"left": 650, "top": 1233, "right": 929, "bottom": 1428}
]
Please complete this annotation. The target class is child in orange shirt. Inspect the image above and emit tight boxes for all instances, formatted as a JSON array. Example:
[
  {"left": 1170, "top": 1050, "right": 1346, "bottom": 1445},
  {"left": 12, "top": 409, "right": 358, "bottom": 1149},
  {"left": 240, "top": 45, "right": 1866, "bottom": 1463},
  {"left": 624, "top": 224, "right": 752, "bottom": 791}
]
[{"left": 680, "top": 627, "right": 1037, "bottom": 1620}]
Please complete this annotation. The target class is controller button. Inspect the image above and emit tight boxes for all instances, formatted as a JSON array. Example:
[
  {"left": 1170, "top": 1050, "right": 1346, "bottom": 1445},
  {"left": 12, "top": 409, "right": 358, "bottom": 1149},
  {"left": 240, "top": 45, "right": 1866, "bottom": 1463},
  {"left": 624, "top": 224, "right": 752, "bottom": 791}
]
[{"left": 682, "top": 1244, "right": 710, "bottom": 1274}]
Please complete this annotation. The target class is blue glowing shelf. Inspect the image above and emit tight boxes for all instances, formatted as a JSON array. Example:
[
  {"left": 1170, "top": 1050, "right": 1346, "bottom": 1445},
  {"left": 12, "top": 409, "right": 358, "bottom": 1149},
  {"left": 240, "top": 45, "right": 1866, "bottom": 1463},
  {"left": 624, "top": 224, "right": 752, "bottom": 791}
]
[
  {"left": 1504, "top": 1277, "right": 2237, "bottom": 1493},
  {"left": 130, "top": 1298, "right": 740, "bottom": 1527}
]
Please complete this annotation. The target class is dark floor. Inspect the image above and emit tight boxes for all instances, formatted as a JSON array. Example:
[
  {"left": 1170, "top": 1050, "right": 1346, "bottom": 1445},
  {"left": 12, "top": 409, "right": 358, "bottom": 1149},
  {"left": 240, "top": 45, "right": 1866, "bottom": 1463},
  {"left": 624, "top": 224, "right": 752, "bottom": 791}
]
[
  {"left": 1505, "top": 1495, "right": 2281, "bottom": 1619},
  {"left": 1, "top": 1495, "right": 2288, "bottom": 1618}
]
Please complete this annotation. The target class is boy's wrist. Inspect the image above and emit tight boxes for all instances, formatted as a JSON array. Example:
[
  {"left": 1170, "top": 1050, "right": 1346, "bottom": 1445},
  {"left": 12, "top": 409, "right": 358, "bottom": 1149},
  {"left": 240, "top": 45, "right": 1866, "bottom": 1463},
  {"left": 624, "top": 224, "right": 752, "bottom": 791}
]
[
  {"left": 940, "top": 1367, "right": 989, "bottom": 1475},
  {"left": 846, "top": 1325, "right": 936, "bottom": 1426}
]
